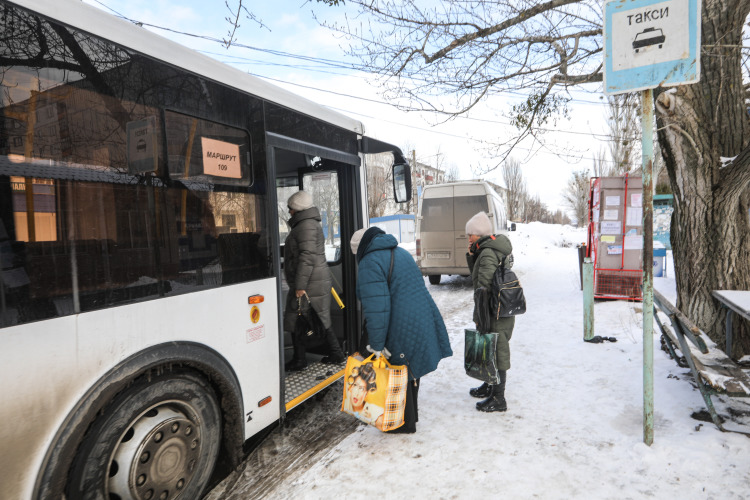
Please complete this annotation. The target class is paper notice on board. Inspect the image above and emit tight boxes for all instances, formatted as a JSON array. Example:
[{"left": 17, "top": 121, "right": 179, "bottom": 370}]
[
  {"left": 593, "top": 210, "right": 600, "bottom": 222},
  {"left": 624, "top": 234, "right": 643, "bottom": 250},
  {"left": 631, "top": 193, "right": 642, "bottom": 208},
  {"left": 601, "top": 235, "right": 616, "bottom": 243},
  {"left": 607, "top": 245, "right": 623, "bottom": 255},
  {"left": 603, "top": 209, "right": 618, "bottom": 220},
  {"left": 626, "top": 207, "right": 643, "bottom": 226},
  {"left": 606, "top": 196, "right": 620, "bottom": 206},
  {"left": 601, "top": 221, "right": 622, "bottom": 235}
]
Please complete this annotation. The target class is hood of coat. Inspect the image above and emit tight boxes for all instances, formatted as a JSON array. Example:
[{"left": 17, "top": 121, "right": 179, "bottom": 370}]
[
  {"left": 356, "top": 227, "right": 397, "bottom": 262},
  {"left": 472, "top": 233, "right": 512, "bottom": 257},
  {"left": 289, "top": 206, "right": 321, "bottom": 228}
]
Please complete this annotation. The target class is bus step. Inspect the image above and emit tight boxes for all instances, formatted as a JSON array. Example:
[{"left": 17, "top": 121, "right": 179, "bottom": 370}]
[{"left": 284, "top": 361, "right": 346, "bottom": 410}]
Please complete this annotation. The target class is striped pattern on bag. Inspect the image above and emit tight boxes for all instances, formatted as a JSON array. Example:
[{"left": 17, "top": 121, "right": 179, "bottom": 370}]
[{"left": 381, "top": 366, "right": 408, "bottom": 431}]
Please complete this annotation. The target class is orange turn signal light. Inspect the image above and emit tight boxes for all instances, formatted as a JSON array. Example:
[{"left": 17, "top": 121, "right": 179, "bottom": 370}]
[
  {"left": 258, "top": 396, "right": 272, "bottom": 407},
  {"left": 248, "top": 295, "right": 264, "bottom": 304}
]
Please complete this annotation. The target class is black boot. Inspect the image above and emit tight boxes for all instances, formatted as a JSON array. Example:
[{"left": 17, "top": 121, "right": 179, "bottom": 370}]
[
  {"left": 476, "top": 371, "right": 507, "bottom": 412},
  {"left": 321, "top": 328, "right": 346, "bottom": 364},
  {"left": 469, "top": 382, "right": 491, "bottom": 398},
  {"left": 285, "top": 334, "right": 308, "bottom": 371}
]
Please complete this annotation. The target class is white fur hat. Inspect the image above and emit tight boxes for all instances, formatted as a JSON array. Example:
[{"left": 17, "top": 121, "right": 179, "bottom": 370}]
[
  {"left": 287, "top": 190, "right": 314, "bottom": 211},
  {"left": 465, "top": 211, "right": 492, "bottom": 236},
  {"left": 350, "top": 228, "right": 367, "bottom": 254}
]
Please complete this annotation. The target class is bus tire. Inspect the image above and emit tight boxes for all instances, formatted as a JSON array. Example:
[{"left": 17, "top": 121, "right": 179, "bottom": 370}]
[
  {"left": 66, "top": 371, "right": 222, "bottom": 500},
  {"left": 428, "top": 275, "right": 441, "bottom": 285}
]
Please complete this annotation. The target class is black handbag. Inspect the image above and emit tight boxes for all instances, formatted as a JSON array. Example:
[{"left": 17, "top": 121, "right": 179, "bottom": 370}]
[{"left": 294, "top": 293, "right": 325, "bottom": 346}]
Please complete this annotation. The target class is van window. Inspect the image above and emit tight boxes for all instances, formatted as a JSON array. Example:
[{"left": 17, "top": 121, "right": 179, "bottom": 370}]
[
  {"left": 453, "top": 196, "right": 489, "bottom": 230},
  {"left": 421, "top": 198, "right": 454, "bottom": 231}
]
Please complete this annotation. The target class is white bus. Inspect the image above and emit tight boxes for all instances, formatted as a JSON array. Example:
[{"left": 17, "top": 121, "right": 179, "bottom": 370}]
[{"left": 0, "top": 1, "right": 411, "bottom": 498}]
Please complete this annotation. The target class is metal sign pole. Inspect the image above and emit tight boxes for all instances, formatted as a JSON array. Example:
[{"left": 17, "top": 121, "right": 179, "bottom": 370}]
[
  {"left": 641, "top": 89, "right": 655, "bottom": 446},
  {"left": 604, "top": 0, "right": 700, "bottom": 446},
  {"left": 583, "top": 258, "right": 594, "bottom": 341}
]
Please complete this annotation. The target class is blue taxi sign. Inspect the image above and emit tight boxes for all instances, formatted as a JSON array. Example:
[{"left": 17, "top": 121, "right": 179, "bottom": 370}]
[{"left": 603, "top": 0, "right": 701, "bottom": 95}]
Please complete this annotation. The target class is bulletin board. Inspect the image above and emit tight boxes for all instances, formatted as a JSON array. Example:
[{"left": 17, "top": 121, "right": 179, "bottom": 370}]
[{"left": 588, "top": 175, "right": 643, "bottom": 300}]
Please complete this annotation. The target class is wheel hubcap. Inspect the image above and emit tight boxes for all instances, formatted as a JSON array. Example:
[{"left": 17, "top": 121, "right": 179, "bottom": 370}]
[{"left": 109, "top": 406, "right": 201, "bottom": 500}]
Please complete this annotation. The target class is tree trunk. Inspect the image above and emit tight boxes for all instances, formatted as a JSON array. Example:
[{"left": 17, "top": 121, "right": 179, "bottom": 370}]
[{"left": 655, "top": 0, "right": 750, "bottom": 358}]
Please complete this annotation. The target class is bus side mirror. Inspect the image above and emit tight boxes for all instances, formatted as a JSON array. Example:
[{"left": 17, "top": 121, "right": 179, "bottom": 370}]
[{"left": 392, "top": 163, "right": 412, "bottom": 203}]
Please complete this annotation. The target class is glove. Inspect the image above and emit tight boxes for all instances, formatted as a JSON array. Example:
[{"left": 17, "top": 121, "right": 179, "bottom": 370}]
[{"left": 366, "top": 345, "right": 392, "bottom": 359}]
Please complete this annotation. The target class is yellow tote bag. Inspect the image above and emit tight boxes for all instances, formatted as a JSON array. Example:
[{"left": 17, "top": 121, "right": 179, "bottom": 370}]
[{"left": 341, "top": 353, "right": 408, "bottom": 431}]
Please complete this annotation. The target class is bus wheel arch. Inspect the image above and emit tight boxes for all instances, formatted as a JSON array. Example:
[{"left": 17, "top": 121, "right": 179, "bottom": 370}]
[
  {"left": 35, "top": 343, "right": 244, "bottom": 500},
  {"left": 67, "top": 370, "right": 221, "bottom": 499}
]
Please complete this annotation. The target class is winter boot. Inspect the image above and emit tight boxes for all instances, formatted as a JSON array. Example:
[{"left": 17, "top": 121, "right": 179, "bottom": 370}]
[
  {"left": 469, "top": 382, "right": 491, "bottom": 398},
  {"left": 285, "top": 334, "right": 308, "bottom": 371},
  {"left": 321, "top": 328, "right": 346, "bottom": 364},
  {"left": 476, "top": 371, "right": 507, "bottom": 412}
]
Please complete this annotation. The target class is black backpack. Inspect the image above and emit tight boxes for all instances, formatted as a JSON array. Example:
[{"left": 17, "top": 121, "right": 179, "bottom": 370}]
[{"left": 490, "top": 256, "right": 526, "bottom": 318}]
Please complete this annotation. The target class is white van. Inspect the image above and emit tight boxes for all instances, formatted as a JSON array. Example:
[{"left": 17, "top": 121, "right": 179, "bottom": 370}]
[{"left": 416, "top": 181, "right": 508, "bottom": 284}]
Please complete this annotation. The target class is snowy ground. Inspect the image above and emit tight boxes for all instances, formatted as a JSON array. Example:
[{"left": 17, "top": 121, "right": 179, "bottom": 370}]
[{"left": 208, "top": 222, "right": 750, "bottom": 500}]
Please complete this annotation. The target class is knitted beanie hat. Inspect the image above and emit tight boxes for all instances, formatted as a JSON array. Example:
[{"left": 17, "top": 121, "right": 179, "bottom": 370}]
[
  {"left": 287, "top": 190, "right": 314, "bottom": 211},
  {"left": 465, "top": 211, "right": 492, "bottom": 236},
  {"left": 350, "top": 228, "right": 367, "bottom": 255}
]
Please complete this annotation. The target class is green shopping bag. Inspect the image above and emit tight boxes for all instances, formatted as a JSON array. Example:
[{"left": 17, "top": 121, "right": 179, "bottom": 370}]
[{"left": 464, "top": 329, "right": 501, "bottom": 384}]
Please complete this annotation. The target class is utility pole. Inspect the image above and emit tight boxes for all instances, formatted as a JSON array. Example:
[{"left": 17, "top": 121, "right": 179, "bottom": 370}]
[{"left": 411, "top": 149, "right": 417, "bottom": 215}]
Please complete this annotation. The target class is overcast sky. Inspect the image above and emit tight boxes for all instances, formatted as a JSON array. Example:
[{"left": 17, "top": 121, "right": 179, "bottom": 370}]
[{"left": 81, "top": 0, "right": 615, "bottom": 213}]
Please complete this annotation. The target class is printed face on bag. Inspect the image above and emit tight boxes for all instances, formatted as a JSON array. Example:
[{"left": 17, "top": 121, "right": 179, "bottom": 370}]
[
  {"left": 346, "top": 363, "right": 379, "bottom": 412},
  {"left": 349, "top": 378, "right": 368, "bottom": 410}
]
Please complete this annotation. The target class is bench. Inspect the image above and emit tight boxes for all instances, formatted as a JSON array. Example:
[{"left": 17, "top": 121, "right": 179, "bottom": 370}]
[
  {"left": 653, "top": 289, "right": 750, "bottom": 434},
  {"left": 712, "top": 290, "right": 750, "bottom": 357}
]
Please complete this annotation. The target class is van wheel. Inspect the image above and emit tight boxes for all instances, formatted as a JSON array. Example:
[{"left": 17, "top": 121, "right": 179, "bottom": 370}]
[
  {"left": 67, "top": 372, "right": 221, "bottom": 500},
  {"left": 428, "top": 275, "right": 441, "bottom": 285}
]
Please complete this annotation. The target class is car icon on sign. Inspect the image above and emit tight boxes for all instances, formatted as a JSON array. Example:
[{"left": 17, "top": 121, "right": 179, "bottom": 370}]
[{"left": 633, "top": 27, "right": 665, "bottom": 52}]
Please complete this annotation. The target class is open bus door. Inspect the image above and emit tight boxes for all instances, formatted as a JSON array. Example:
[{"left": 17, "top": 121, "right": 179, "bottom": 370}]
[
  {"left": 269, "top": 135, "right": 361, "bottom": 412},
  {"left": 269, "top": 134, "right": 410, "bottom": 413}
]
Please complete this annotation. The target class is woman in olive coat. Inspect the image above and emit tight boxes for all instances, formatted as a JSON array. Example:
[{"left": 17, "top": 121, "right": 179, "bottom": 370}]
[{"left": 465, "top": 211, "right": 514, "bottom": 412}]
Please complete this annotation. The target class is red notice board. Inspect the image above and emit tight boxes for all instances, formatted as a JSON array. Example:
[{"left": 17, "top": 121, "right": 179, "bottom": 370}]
[{"left": 588, "top": 175, "right": 644, "bottom": 300}]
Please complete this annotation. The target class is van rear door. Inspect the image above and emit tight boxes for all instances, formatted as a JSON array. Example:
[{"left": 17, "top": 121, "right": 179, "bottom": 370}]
[
  {"left": 419, "top": 184, "right": 456, "bottom": 267},
  {"left": 452, "top": 184, "right": 490, "bottom": 269}
]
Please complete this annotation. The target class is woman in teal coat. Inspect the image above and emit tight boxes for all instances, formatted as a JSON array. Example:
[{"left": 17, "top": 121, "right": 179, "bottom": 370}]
[{"left": 351, "top": 227, "right": 452, "bottom": 433}]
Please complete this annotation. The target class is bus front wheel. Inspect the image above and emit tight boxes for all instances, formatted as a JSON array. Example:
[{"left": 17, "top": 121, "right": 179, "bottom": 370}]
[
  {"left": 67, "top": 371, "right": 222, "bottom": 500},
  {"left": 428, "top": 275, "right": 442, "bottom": 285}
]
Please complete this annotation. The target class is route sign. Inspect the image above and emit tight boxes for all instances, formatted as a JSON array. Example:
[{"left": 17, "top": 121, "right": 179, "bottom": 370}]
[{"left": 603, "top": 0, "right": 701, "bottom": 95}]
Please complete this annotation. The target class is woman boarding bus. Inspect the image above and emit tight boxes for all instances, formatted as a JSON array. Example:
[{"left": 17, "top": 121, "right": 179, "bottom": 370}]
[{"left": 0, "top": 1, "right": 411, "bottom": 498}]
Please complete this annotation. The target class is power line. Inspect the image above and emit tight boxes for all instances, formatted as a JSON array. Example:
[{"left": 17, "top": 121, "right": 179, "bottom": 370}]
[
  {"left": 89, "top": 0, "right": 631, "bottom": 112},
  {"left": 331, "top": 105, "right": 632, "bottom": 168},
  {"left": 254, "top": 74, "right": 638, "bottom": 142}
]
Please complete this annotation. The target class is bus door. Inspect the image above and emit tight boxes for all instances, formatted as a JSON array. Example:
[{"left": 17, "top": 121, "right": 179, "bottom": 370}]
[{"left": 269, "top": 138, "right": 360, "bottom": 411}]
